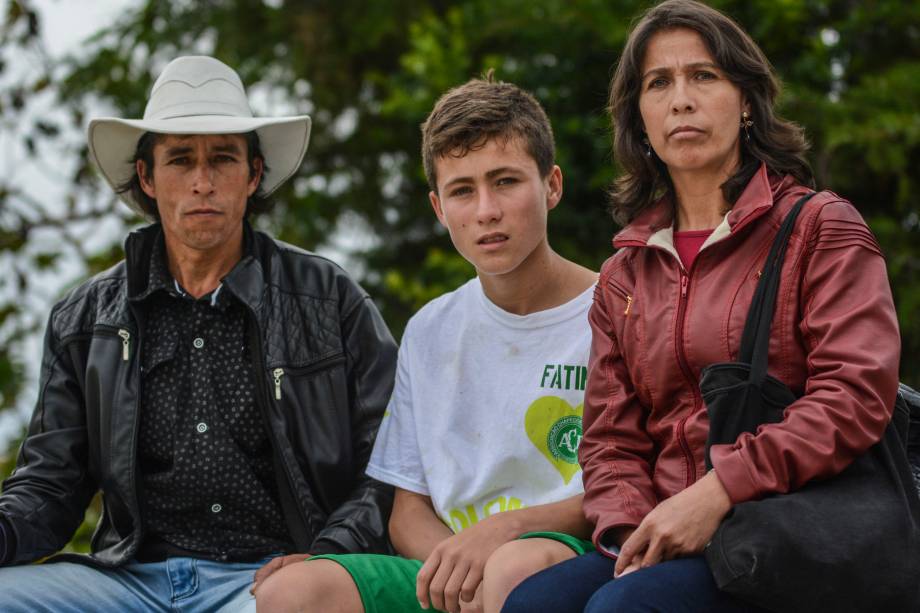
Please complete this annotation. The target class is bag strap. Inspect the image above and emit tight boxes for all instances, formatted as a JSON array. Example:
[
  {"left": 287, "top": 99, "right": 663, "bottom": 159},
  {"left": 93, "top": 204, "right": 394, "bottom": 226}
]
[{"left": 738, "top": 191, "right": 818, "bottom": 384}]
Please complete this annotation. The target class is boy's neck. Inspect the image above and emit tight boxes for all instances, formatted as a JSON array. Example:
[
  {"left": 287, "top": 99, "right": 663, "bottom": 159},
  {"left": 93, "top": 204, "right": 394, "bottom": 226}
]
[{"left": 479, "top": 241, "right": 597, "bottom": 316}]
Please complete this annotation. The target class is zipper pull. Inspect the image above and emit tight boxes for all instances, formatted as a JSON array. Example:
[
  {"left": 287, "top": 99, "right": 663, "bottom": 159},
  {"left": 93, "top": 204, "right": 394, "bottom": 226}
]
[
  {"left": 118, "top": 329, "right": 130, "bottom": 361},
  {"left": 624, "top": 295, "right": 633, "bottom": 316},
  {"left": 680, "top": 274, "right": 689, "bottom": 299},
  {"left": 273, "top": 368, "right": 285, "bottom": 400}
]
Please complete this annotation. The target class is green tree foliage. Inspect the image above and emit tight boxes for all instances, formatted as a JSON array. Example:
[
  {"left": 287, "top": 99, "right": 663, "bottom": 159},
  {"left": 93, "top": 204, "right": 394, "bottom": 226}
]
[{"left": 0, "top": 0, "right": 917, "bottom": 553}]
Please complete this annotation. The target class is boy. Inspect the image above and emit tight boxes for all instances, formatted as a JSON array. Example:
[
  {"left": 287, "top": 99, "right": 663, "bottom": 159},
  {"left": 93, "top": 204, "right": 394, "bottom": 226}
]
[{"left": 254, "top": 74, "right": 597, "bottom": 613}]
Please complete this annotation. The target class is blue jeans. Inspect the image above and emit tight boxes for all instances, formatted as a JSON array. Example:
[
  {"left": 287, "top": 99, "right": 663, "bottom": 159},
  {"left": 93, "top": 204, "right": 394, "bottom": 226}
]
[
  {"left": 502, "top": 551, "right": 766, "bottom": 613},
  {"left": 0, "top": 555, "right": 272, "bottom": 612}
]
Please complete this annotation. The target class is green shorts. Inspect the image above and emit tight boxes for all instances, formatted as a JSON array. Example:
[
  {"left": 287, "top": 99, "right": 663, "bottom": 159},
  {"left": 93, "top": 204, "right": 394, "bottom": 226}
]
[{"left": 309, "top": 531, "right": 594, "bottom": 613}]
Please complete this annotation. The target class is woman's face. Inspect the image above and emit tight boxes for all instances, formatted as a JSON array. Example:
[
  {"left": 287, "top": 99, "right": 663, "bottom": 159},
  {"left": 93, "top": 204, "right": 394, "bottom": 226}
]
[{"left": 638, "top": 27, "right": 749, "bottom": 180}]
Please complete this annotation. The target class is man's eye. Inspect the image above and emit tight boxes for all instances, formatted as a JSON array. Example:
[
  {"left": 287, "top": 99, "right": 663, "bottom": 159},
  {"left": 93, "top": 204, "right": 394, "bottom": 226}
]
[
  {"left": 449, "top": 186, "right": 472, "bottom": 197},
  {"left": 167, "top": 157, "right": 189, "bottom": 165},
  {"left": 214, "top": 154, "right": 237, "bottom": 163},
  {"left": 496, "top": 176, "right": 518, "bottom": 187}
]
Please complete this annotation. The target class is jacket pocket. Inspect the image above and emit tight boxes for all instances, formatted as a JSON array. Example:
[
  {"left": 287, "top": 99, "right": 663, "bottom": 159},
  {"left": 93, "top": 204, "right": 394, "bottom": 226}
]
[
  {"left": 606, "top": 277, "right": 634, "bottom": 317},
  {"left": 92, "top": 324, "right": 136, "bottom": 363},
  {"left": 270, "top": 354, "right": 347, "bottom": 403},
  {"left": 269, "top": 353, "right": 352, "bottom": 508}
]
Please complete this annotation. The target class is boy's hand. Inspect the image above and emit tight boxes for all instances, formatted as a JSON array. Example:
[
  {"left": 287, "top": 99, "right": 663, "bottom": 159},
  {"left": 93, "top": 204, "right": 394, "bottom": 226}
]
[
  {"left": 416, "top": 513, "right": 520, "bottom": 613},
  {"left": 250, "top": 553, "right": 312, "bottom": 594},
  {"left": 459, "top": 583, "right": 483, "bottom": 613}
]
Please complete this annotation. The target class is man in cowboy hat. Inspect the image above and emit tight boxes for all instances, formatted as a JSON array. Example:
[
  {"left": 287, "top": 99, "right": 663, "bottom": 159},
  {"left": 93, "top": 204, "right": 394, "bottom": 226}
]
[{"left": 0, "top": 55, "right": 397, "bottom": 612}]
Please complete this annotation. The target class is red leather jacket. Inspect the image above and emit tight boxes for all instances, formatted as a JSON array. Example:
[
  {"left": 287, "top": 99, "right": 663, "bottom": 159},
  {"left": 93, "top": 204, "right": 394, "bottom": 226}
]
[{"left": 580, "top": 164, "right": 901, "bottom": 549}]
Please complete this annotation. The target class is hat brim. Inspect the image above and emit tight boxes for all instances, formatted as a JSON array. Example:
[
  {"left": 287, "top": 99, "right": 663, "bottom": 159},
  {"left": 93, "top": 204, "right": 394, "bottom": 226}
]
[{"left": 87, "top": 114, "right": 311, "bottom": 216}]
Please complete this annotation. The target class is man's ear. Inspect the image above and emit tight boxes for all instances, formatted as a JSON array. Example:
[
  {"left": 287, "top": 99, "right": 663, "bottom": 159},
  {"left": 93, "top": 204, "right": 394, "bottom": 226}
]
[
  {"left": 247, "top": 157, "right": 264, "bottom": 196},
  {"left": 137, "top": 160, "right": 156, "bottom": 199},
  {"left": 430, "top": 190, "right": 447, "bottom": 228}
]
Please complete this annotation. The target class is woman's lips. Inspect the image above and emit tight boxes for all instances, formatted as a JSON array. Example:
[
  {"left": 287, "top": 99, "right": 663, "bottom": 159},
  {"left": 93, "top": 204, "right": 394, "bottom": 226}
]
[{"left": 668, "top": 126, "right": 705, "bottom": 139}]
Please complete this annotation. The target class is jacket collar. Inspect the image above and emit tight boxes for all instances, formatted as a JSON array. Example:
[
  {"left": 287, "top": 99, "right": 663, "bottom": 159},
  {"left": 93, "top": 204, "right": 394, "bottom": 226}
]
[
  {"left": 612, "top": 163, "right": 790, "bottom": 250},
  {"left": 125, "top": 221, "right": 265, "bottom": 311}
]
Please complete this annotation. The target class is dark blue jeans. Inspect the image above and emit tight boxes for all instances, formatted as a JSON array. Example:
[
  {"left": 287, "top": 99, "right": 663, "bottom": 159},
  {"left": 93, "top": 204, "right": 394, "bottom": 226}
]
[{"left": 502, "top": 552, "right": 766, "bottom": 613}]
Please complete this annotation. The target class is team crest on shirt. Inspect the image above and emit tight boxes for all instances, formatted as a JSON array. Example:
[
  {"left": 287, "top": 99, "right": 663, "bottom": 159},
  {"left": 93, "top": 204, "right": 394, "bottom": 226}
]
[
  {"left": 548, "top": 415, "right": 582, "bottom": 464},
  {"left": 525, "top": 396, "right": 584, "bottom": 484}
]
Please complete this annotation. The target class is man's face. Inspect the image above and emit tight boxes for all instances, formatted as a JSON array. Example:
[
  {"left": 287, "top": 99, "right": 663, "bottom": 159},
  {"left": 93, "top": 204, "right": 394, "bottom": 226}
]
[
  {"left": 429, "top": 137, "right": 561, "bottom": 278},
  {"left": 137, "top": 134, "right": 262, "bottom": 255}
]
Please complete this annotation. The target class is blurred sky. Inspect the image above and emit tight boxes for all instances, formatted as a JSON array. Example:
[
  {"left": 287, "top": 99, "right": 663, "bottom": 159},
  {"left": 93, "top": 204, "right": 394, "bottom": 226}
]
[
  {"left": 35, "top": 0, "right": 135, "bottom": 57},
  {"left": 0, "top": 0, "right": 136, "bottom": 444}
]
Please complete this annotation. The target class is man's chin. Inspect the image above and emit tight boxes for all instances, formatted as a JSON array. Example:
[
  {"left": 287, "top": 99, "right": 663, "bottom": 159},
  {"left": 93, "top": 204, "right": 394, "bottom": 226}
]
[{"left": 171, "top": 228, "right": 239, "bottom": 254}]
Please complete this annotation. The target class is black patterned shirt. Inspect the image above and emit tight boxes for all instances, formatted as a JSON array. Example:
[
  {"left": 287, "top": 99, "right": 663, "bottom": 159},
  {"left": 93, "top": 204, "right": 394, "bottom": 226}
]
[{"left": 136, "top": 235, "right": 293, "bottom": 561}]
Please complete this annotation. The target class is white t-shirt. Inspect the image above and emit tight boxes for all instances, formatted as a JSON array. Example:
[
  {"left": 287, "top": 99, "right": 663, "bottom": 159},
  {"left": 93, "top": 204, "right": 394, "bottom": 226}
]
[{"left": 366, "top": 277, "right": 593, "bottom": 533}]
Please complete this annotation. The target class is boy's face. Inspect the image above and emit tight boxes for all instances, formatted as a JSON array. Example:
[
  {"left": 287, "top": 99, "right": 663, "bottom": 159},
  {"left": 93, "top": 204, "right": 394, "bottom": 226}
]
[{"left": 429, "top": 137, "right": 561, "bottom": 278}]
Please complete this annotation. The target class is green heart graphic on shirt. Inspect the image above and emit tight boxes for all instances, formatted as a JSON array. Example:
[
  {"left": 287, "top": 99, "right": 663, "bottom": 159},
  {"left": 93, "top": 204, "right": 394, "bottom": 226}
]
[{"left": 525, "top": 396, "right": 584, "bottom": 484}]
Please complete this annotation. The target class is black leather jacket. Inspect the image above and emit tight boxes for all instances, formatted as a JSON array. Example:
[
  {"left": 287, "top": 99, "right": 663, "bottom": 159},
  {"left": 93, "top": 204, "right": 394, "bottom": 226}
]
[{"left": 0, "top": 223, "right": 397, "bottom": 566}]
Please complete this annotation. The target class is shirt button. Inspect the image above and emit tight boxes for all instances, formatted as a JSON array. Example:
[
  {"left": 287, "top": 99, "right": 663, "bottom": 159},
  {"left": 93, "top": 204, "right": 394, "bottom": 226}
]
[
  {"left": 193, "top": 337, "right": 205, "bottom": 349},
  {"left": 211, "top": 503, "right": 222, "bottom": 513},
  {"left": 196, "top": 422, "right": 208, "bottom": 434}
]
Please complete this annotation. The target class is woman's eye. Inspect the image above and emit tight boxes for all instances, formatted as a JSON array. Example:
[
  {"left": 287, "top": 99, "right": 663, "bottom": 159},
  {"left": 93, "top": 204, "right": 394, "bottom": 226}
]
[
  {"left": 695, "top": 70, "right": 717, "bottom": 81},
  {"left": 648, "top": 77, "right": 668, "bottom": 89}
]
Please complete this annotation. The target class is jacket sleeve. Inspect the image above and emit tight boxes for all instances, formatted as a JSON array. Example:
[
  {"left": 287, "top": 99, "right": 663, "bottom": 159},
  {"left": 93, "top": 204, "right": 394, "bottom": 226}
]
[
  {"left": 309, "top": 291, "right": 397, "bottom": 555},
  {"left": 0, "top": 305, "right": 97, "bottom": 565},
  {"left": 710, "top": 199, "right": 901, "bottom": 504},
  {"left": 580, "top": 266, "right": 659, "bottom": 551}
]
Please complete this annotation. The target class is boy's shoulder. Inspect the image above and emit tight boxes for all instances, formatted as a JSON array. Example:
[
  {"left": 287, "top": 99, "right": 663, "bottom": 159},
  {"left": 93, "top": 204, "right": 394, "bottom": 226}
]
[{"left": 403, "top": 277, "right": 480, "bottom": 340}]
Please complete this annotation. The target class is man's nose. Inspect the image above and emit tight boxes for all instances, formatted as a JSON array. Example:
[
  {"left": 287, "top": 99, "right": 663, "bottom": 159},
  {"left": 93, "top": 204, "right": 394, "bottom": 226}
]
[{"left": 191, "top": 162, "right": 216, "bottom": 194}]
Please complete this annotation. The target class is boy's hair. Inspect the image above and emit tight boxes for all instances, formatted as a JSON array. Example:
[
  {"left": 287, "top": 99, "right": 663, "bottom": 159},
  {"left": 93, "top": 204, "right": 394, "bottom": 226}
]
[{"left": 421, "top": 71, "right": 556, "bottom": 192}]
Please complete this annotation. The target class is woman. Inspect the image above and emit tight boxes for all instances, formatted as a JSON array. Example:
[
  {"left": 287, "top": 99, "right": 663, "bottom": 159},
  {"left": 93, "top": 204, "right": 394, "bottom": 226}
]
[{"left": 501, "top": 0, "right": 901, "bottom": 611}]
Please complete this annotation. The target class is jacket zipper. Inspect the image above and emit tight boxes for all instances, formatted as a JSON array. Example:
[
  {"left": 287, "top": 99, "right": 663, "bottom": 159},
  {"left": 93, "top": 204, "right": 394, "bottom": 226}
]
[
  {"left": 93, "top": 324, "right": 135, "bottom": 362},
  {"left": 92, "top": 312, "right": 145, "bottom": 559},
  {"left": 118, "top": 329, "right": 131, "bottom": 361},
  {"left": 246, "top": 314, "right": 312, "bottom": 546},
  {"left": 674, "top": 269, "right": 701, "bottom": 486},
  {"left": 273, "top": 368, "right": 284, "bottom": 400},
  {"left": 607, "top": 278, "right": 634, "bottom": 317},
  {"left": 271, "top": 355, "right": 347, "bottom": 401}
]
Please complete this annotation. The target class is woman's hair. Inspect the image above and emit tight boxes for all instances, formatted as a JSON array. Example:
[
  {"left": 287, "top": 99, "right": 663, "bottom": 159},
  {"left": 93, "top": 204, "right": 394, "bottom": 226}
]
[
  {"left": 117, "top": 130, "right": 272, "bottom": 220},
  {"left": 609, "top": 0, "right": 814, "bottom": 225}
]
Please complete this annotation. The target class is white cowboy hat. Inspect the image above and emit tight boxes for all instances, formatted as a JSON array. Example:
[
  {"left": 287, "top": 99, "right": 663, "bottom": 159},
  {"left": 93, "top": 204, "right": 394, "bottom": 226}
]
[{"left": 87, "top": 55, "right": 311, "bottom": 215}]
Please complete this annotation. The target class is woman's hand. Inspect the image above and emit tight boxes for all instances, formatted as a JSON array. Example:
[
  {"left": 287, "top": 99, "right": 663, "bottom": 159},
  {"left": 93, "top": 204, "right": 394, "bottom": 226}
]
[{"left": 614, "top": 471, "right": 732, "bottom": 577}]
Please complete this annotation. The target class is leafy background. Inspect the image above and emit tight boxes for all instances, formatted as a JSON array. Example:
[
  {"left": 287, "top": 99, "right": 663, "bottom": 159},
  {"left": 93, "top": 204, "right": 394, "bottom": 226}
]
[{"left": 0, "top": 0, "right": 917, "bottom": 552}]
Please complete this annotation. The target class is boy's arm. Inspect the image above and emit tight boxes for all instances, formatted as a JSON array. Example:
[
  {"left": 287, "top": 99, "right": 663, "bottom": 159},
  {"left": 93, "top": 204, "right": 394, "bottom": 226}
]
[
  {"left": 390, "top": 488, "right": 453, "bottom": 560},
  {"left": 415, "top": 492, "right": 590, "bottom": 612}
]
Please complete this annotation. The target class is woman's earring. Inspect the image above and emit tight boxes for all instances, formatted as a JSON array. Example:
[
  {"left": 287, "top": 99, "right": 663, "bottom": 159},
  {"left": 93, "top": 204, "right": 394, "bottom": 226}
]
[
  {"left": 642, "top": 137, "right": 652, "bottom": 157},
  {"left": 741, "top": 111, "right": 754, "bottom": 141}
]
